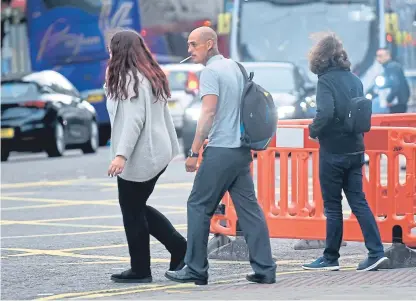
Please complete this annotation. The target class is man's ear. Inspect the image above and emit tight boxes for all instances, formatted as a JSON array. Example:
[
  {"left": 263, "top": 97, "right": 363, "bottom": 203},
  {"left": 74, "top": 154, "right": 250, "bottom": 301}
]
[{"left": 207, "top": 39, "right": 213, "bottom": 51}]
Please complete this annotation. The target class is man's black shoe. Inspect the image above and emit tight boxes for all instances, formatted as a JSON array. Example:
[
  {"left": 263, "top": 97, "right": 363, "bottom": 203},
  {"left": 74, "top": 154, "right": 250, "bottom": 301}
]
[
  {"left": 165, "top": 268, "right": 207, "bottom": 285},
  {"left": 111, "top": 269, "right": 152, "bottom": 283},
  {"left": 246, "top": 273, "right": 276, "bottom": 284}
]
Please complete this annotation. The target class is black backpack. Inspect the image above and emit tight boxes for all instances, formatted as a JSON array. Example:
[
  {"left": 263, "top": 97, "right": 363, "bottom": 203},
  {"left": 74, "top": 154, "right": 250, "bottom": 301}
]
[
  {"left": 235, "top": 62, "right": 278, "bottom": 150},
  {"left": 343, "top": 95, "right": 372, "bottom": 133}
]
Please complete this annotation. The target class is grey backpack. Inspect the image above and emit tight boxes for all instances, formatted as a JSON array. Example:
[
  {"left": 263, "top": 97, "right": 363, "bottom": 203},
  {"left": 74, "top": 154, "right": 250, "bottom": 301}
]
[{"left": 235, "top": 62, "right": 278, "bottom": 151}]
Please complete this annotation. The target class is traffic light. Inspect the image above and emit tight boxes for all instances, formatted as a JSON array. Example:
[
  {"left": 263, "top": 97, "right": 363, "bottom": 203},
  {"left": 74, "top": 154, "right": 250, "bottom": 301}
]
[{"left": 385, "top": 33, "right": 398, "bottom": 61}]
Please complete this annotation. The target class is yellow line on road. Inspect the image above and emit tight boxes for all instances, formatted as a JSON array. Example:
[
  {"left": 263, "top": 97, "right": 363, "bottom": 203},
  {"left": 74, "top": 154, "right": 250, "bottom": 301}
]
[
  {"left": 1, "top": 191, "right": 36, "bottom": 196},
  {"left": 1, "top": 179, "right": 83, "bottom": 189},
  {"left": 1, "top": 178, "right": 194, "bottom": 190},
  {"left": 1, "top": 224, "right": 187, "bottom": 240},
  {"left": 1, "top": 229, "right": 123, "bottom": 239},
  {"left": 0, "top": 220, "right": 186, "bottom": 231},
  {"left": 1, "top": 196, "right": 116, "bottom": 204},
  {"left": 164, "top": 290, "right": 190, "bottom": 294},
  {"left": 1, "top": 215, "right": 122, "bottom": 224},
  {"left": 60, "top": 244, "right": 131, "bottom": 252},
  {"left": 0, "top": 211, "right": 185, "bottom": 225},
  {"left": 1, "top": 203, "right": 81, "bottom": 211},
  {"left": 1, "top": 194, "right": 188, "bottom": 211},
  {"left": 2, "top": 246, "right": 179, "bottom": 264},
  {"left": 0, "top": 210, "right": 186, "bottom": 225},
  {"left": 3, "top": 247, "right": 126, "bottom": 261},
  {"left": 1, "top": 220, "right": 122, "bottom": 229}
]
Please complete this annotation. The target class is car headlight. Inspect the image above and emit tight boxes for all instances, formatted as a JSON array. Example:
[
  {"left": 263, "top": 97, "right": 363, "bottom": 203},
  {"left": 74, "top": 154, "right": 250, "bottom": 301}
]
[
  {"left": 185, "top": 107, "right": 200, "bottom": 121},
  {"left": 278, "top": 105, "right": 295, "bottom": 119}
]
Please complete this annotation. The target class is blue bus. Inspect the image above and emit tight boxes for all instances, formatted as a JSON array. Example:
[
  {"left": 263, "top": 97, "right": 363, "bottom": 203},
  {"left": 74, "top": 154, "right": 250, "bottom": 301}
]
[
  {"left": 26, "top": 0, "right": 141, "bottom": 145},
  {"left": 26, "top": 0, "right": 226, "bottom": 145}
]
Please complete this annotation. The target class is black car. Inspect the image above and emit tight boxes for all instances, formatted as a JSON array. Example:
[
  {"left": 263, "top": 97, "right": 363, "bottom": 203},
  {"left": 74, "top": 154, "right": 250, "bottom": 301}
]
[
  {"left": 181, "top": 61, "right": 316, "bottom": 157},
  {"left": 1, "top": 70, "right": 99, "bottom": 161}
]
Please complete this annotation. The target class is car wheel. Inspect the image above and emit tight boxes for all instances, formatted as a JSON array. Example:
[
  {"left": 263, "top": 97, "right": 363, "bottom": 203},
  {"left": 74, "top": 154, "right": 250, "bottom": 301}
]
[
  {"left": 81, "top": 120, "right": 99, "bottom": 154},
  {"left": 46, "top": 122, "right": 66, "bottom": 157},
  {"left": 1, "top": 149, "right": 10, "bottom": 162}
]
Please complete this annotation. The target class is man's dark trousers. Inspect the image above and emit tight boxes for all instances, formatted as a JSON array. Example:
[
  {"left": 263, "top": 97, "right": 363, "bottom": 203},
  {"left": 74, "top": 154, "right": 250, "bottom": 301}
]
[
  {"left": 319, "top": 149, "right": 385, "bottom": 262},
  {"left": 184, "top": 146, "right": 276, "bottom": 279}
]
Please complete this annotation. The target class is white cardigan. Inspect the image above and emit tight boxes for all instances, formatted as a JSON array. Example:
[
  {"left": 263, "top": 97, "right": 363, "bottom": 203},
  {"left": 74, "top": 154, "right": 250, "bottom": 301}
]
[{"left": 105, "top": 71, "right": 180, "bottom": 182}]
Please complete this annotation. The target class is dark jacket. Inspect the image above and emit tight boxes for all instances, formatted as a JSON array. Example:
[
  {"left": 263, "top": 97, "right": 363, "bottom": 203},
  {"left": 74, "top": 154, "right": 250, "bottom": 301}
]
[
  {"left": 308, "top": 67, "right": 365, "bottom": 154},
  {"left": 383, "top": 60, "right": 410, "bottom": 107}
]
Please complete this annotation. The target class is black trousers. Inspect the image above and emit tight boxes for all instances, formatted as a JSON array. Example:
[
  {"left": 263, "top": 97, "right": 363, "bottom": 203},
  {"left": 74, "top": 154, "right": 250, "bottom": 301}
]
[{"left": 117, "top": 167, "right": 186, "bottom": 277}]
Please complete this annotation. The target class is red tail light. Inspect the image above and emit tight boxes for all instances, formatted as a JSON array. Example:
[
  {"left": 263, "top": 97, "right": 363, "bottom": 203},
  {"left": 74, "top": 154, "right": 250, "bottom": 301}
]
[
  {"left": 20, "top": 101, "right": 46, "bottom": 108},
  {"left": 186, "top": 72, "right": 199, "bottom": 93}
]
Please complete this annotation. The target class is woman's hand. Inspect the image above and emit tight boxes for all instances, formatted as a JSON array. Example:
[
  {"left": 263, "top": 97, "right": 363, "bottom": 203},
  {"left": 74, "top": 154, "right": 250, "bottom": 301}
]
[{"left": 108, "top": 155, "right": 126, "bottom": 177}]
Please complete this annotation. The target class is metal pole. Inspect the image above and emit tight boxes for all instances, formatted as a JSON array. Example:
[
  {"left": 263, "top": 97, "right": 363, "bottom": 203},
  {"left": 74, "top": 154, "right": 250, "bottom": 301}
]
[{"left": 379, "top": 0, "right": 386, "bottom": 48}]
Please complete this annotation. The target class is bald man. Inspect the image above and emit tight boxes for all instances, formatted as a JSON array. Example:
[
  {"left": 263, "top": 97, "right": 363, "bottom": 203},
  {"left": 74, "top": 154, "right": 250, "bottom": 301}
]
[{"left": 164, "top": 27, "right": 276, "bottom": 285}]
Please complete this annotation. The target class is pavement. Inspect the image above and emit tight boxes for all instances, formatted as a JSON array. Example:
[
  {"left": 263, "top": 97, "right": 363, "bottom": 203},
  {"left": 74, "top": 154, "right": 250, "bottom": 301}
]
[{"left": 1, "top": 146, "right": 415, "bottom": 300}]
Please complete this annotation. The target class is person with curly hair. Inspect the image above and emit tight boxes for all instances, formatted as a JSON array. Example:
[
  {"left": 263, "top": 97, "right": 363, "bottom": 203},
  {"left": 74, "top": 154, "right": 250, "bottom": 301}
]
[{"left": 301, "top": 32, "right": 388, "bottom": 272}]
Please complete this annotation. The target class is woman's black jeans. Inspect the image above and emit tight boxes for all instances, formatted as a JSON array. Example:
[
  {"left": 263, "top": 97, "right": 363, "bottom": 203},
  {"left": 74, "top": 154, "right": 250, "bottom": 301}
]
[
  {"left": 319, "top": 149, "right": 385, "bottom": 262},
  {"left": 117, "top": 167, "right": 186, "bottom": 277}
]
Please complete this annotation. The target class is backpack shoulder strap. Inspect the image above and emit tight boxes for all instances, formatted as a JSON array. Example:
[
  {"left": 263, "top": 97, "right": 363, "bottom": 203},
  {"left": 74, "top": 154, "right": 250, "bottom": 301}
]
[{"left": 235, "top": 61, "right": 254, "bottom": 82}]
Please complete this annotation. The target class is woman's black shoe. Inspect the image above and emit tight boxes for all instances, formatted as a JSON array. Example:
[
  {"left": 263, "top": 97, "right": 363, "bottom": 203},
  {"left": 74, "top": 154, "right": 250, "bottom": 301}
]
[{"left": 111, "top": 269, "right": 152, "bottom": 283}]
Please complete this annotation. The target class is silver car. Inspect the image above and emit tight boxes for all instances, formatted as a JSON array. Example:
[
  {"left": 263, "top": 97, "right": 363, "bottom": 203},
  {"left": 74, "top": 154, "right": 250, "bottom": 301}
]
[{"left": 162, "top": 63, "right": 204, "bottom": 136}]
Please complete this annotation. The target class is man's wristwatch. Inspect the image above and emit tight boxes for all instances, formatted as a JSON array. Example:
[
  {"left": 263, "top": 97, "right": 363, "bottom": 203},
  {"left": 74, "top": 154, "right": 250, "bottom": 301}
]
[{"left": 188, "top": 149, "right": 199, "bottom": 158}]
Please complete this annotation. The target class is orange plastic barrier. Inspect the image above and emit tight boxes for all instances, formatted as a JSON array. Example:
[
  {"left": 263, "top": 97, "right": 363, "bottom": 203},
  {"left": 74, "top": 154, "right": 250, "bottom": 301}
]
[
  {"left": 207, "top": 125, "right": 416, "bottom": 248},
  {"left": 275, "top": 113, "right": 416, "bottom": 126},
  {"left": 269, "top": 113, "right": 416, "bottom": 147}
]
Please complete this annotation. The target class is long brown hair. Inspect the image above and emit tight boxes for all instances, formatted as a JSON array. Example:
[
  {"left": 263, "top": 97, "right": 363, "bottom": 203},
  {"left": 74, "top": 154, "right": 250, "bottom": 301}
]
[
  {"left": 308, "top": 32, "right": 351, "bottom": 75},
  {"left": 105, "top": 29, "right": 170, "bottom": 102}
]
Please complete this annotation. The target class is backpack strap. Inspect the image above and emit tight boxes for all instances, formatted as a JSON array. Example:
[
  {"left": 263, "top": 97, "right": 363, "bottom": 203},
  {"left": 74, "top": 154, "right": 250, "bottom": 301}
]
[
  {"left": 235, "top": 61, "right": 254, "bottom": 82},
  {"left": 234, "top": 60, "right": 253, "bottom": 144}
]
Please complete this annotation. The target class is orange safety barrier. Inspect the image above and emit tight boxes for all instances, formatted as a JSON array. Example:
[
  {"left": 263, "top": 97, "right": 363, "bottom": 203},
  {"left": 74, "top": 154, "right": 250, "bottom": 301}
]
[
  {"left": 207, "top": 125, "right": 416, "bottom": 248},
  {"left": 275, "top": 113, "right": 416, "bottom": 126},
  {"left": 269, "top": 113, "right": 416, "bottom": 147}
]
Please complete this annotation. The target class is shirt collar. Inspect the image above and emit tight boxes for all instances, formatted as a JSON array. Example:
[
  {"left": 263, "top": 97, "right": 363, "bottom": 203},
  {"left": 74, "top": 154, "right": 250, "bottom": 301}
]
[{"left": 206, "top": 54, "right": 224, "bottom": 65}]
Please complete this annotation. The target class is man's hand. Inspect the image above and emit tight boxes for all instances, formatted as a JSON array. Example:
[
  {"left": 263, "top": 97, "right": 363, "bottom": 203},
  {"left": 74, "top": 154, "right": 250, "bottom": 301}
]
[
  {"left": 185, "top": 157, "right": 198, "bottom": 172},
  {"left": 108, "top": 155, "right": 126, "bottom": 177}
]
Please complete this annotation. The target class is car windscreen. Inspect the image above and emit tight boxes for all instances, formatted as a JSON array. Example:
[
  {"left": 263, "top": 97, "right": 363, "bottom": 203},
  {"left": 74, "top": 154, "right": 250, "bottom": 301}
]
[{"left": 1, "top": 82, "right": 39, "bottom": 104}]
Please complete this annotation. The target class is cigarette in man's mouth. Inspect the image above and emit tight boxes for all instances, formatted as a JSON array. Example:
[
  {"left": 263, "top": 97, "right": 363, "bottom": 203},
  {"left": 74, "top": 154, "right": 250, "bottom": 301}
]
[{"left": 180, "top": 56, "right": 192, "bottom": 63}]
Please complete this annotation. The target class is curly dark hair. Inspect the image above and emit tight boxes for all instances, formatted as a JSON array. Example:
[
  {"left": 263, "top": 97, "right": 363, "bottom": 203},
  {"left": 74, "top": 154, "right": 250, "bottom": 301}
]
[
  {"left": 308, "top": 32, "right": 351, "bottom": 75},
  {"left": 105, "top": 29, "right": 170, "bottom": 102}
]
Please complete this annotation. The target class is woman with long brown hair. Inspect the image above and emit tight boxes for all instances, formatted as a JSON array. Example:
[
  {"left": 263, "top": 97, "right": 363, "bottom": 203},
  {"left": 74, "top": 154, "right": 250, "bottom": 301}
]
[{"left": 105, "top": 29, "right": 186, "bottom": 283}]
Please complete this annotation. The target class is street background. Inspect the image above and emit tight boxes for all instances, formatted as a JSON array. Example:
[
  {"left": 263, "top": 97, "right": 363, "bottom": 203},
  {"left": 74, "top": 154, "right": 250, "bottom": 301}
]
[{"left": 1, "top": 0, "right": 416, "bottom": 299}]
